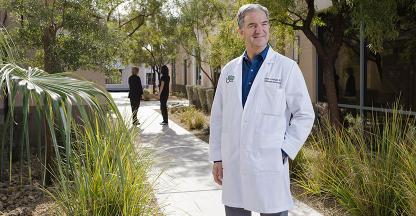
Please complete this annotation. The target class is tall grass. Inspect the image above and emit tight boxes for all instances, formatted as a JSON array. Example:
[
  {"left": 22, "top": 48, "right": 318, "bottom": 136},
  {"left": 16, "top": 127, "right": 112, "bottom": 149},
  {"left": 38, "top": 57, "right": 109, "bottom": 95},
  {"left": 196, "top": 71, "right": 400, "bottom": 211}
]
[
  {"left": 50, "top": 116, "right": 160, "bottom": 215},
  {"left": 295, "top": 107, "right": 416, "bottom": 216}
]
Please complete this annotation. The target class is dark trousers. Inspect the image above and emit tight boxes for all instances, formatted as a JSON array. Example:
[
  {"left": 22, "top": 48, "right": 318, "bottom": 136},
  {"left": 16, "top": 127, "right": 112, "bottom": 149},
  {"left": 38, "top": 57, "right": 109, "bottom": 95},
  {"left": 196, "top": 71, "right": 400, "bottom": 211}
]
[
  {"left": 160, "top": 97, "right": 168, "bottom": 123},
  {"left": 225, "top": 206, "right": 288, "bottom": 216},
  {"left": 130, "top": 98, "right": 140, "bottom": 124}
]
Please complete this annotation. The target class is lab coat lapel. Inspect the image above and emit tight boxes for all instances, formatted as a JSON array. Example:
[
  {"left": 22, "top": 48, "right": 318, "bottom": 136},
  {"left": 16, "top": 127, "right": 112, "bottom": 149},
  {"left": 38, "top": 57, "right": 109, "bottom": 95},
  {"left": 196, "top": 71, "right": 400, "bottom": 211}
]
[
  {"left": 244, "top": 49, "right": 277, "bottom": 109},
  {"left": 235, "top": 56, "right": 244, "bottom": 108}
]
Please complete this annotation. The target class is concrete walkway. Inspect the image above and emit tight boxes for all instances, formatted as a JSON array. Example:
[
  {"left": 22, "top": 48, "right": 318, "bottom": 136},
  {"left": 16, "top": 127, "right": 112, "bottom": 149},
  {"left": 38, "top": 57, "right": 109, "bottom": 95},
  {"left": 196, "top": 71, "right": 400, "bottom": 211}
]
[{"left": 111, "top": 92, "right": 323, "bottom": 216}]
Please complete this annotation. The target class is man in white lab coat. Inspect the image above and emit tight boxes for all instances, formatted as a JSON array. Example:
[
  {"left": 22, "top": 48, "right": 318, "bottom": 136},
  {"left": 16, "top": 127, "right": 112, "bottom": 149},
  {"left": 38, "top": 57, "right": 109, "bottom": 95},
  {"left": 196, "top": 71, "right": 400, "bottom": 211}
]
[{"left": 209, "top": 3, "right": 315, "bottom": 216}]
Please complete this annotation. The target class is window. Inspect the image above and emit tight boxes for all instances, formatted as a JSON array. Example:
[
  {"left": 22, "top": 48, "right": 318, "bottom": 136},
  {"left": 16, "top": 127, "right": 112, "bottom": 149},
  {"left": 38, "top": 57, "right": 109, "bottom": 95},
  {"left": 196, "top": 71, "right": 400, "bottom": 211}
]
[
  {"left": 184, "top": 59, "right": 188, "bottom": 85},
  {"left": 293, "top": 35, "right": 300, "bottom": 64},
  {"left": 146, "top": 73, "right": 154, "bottom": 87},
  {"left": 195, "top": 61, "right": 201, "bottom": 85},
  {"left": 317, "top": 22, "right": 416, "bottom": 112},
  {"left": 171, "top": 60, "right": 176, "bottom": 87}
]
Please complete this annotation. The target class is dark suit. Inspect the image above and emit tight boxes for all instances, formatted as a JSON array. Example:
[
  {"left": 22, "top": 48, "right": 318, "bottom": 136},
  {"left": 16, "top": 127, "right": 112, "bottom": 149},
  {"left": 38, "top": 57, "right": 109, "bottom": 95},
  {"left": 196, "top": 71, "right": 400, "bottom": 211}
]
[{"left": 128, "top": 75, "right": 143, "bottom": 125}]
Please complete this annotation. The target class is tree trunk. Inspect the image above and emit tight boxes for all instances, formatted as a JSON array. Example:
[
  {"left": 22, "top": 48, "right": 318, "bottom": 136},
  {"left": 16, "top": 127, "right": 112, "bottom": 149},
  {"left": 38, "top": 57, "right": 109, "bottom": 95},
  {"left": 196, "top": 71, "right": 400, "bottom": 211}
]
[
  {"left": 322, "top": 61, "right": 341, "bottom": 126},
  {"left": 152, "top": 66, "right": 158, "bottom": 93},
  {"left": 0, "top": 10, "right": 8, "bottom": 26},
  {"left": 42, "top": 26, "right": 60, "bottom": 73}
]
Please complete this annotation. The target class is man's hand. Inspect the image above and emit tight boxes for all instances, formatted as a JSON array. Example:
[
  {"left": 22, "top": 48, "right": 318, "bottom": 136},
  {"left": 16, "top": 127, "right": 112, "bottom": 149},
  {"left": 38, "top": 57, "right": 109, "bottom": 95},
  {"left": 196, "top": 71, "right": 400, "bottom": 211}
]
[{"left": 212, "top": 162, "right": 223, "bottom": 185}]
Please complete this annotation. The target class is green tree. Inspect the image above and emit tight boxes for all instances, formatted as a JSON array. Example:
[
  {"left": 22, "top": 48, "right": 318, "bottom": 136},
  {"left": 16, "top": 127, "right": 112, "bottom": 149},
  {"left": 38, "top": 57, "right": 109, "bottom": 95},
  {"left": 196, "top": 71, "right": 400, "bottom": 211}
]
[
  {"left": 1, "top": 0, "right": 122, "bottom": 73},
  {"left": 118, "top": 0, "right": 177, "bottom": 91},
  {"left": 209, "top": 3, "right": 244, "bottom": 71},
  {"left": 260, "top": 0, "right": 403, "bottom": 126},
  {"left": 175, "top": 0, "right": 226, "bottom": 87},
  {"left": 126, "top": 15, "right": 178, "bottom": 92}
]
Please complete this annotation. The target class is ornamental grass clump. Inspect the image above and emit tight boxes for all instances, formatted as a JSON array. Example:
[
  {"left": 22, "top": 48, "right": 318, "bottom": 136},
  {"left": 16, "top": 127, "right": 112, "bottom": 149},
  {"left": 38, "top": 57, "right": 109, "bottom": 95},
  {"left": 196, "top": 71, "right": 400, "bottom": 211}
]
[
  {"left": 50, "top": 117, "right": 159, "bottom": 216},
  {"left": 295, "top": 106, "right": 416, "bottom": 216},
  {"left": 179, "top": 106, "right": 205, "bottom": 130}
]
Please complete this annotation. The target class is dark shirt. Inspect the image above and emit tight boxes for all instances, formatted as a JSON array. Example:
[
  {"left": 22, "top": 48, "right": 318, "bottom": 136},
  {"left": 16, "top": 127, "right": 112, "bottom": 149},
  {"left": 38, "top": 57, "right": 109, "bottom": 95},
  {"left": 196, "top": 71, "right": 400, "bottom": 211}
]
[
  {"left": 242, "top": 45, "right": 269, "bottom": 107},
  {"left": 128, "top": 75, "right": 143, "bottom": 99},
  {"left": 160, "top": 75, "right": 170, "bottom": 98}
]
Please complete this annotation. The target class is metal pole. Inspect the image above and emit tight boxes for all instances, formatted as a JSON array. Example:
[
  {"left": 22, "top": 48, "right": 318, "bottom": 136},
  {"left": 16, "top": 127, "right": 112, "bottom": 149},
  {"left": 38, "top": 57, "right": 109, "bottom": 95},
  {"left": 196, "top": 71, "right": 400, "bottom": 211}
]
[{"left": 360, "top": 21, "right": 365, "bottom": 118}]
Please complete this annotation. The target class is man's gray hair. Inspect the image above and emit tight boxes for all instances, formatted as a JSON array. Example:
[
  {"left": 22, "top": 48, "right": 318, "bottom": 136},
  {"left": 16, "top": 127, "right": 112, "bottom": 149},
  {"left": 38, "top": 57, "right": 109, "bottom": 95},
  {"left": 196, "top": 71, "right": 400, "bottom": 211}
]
[{"left": 237, "top": 4, "right": 269, "bottom": 29}]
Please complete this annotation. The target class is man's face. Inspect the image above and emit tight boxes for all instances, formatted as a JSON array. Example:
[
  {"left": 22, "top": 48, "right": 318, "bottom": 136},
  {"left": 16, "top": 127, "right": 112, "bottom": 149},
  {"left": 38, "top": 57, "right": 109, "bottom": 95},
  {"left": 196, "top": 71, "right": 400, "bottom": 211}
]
[{"left": 238, "top": 10, "right": 270, "bottom": 50}]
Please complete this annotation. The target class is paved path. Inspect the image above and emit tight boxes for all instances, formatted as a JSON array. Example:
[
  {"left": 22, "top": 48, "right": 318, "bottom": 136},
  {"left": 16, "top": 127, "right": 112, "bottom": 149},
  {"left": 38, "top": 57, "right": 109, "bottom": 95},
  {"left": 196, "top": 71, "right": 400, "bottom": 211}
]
[{"left": 111, "top": 92, "right": 323, "bottom": 216}]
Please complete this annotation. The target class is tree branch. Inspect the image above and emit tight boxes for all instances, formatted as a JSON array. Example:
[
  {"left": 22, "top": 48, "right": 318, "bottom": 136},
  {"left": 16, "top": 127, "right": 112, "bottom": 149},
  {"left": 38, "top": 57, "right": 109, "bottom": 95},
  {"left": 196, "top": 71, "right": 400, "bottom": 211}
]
[
  {"left": 200, "top": 66, "right": 214, "bottom": 86},
  {"left": 107, "top": 2, "right": 123, "bottom": 22},
  {"left": 328, "top": 13, "right": 345, "bottom": 58},
  {"left": 287, "top": 8, "right": 305, "bottom": 21},
  {"left": 119, "top": 14, "right": 140, "bottom": 28},
  {"left": 304, "top": 0, "right": 315, "bottom": 28},
  {"left": 57, "top": 0, "right": 67, "bottom": 30},
  {"left": 302, "top": 27, "right": 328, "bottom": 58},
  {"left": 272, "top": 18, "right": 302, "bottom": 30},
  {"left": 142, "top": 44, "right": 157, "bottom": 66},
  {"left": 122, "top": 7, "right": 157, "bottom": 36},
  {"left": 127, "top": 20, "right": 144, "bottom": 37}
]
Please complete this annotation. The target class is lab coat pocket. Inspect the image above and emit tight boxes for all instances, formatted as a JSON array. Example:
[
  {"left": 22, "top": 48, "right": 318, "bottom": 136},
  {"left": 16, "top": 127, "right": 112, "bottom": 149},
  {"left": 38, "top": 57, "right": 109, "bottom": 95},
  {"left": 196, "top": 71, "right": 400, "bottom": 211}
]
[
  {"left": 259, "top": 86, "right": 285, "bottom": 116},
  {"left": 255, "top": 147, "right": 283, "bottom": 172},
  {"left": 220, "top": 132, "right": 231, "bottom": 169}
]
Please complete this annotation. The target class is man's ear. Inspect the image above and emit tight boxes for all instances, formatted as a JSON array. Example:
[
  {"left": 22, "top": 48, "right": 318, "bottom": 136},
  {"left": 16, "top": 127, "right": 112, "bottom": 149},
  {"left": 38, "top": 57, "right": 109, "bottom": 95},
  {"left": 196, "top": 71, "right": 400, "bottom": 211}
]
[{"left": 237, "top": 28, "right": 244, "bottom": 38}]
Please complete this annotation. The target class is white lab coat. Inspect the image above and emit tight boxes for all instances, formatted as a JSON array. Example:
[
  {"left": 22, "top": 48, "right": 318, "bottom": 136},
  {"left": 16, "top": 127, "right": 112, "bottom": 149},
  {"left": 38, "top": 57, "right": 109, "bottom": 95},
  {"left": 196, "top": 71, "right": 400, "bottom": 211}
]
[{"left": 209, "top": 48, "right": 315, "bottom": 213}]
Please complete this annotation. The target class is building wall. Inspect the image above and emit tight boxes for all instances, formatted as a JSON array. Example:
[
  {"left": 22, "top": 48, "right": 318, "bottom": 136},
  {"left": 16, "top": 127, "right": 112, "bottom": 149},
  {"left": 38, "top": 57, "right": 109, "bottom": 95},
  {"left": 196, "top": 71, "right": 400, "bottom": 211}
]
[
  {"left": 284, "top": 31, "right": 318, "bottom": 103},
  {"left": 173, "top": 46, "right": 190, "bottom": 86},
  {"left": 106, "top": 64, "right": 152, "bottom": 91},
  {"left": 73, "top": 70, "right": 106, "bottom": 89},
  {"left": 200, "top": 63, "right": 213, "bottom": 87},
  {"left": 298, "top": 32, "right": 318, "bottom": 103}
]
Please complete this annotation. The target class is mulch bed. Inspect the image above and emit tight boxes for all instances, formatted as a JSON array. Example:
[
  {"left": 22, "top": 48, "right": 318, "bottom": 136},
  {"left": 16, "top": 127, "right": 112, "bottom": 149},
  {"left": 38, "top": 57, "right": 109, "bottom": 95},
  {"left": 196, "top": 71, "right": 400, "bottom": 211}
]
[{"left": 0, "top": 159, "right": 55, "bottom": 216}]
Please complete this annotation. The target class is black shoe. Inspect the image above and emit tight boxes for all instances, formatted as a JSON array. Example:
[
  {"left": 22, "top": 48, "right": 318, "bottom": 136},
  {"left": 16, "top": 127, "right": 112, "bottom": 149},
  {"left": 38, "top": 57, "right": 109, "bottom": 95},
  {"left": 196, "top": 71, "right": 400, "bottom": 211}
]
[
  {"left": 160, "top": 122, "right": 168, "bottom": 125},
  {"left": 133, "top": 122, "right": 140, "bottom": 125}
]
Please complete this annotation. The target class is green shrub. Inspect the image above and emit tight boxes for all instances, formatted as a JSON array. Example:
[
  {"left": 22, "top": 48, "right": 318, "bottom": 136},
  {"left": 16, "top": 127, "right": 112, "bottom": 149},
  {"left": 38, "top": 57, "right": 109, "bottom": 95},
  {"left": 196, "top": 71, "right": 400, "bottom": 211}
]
[
  {"left": 205, "top": 88, "right": 214, "bottom": 113},
  {"left": 143, "top": 89, "right": 151, "bottom": 101},
  {"left": 191, "top": 86, "right": 201, "bottom": 108},
  {"left": 185, "top": 85, "right": 193, "bottom": 103},
  {"left": 295, "top": 108, "right": 416, "bottom": 216},
  {"left": 170, "top": 105, "right": 187, "bottom": 114},
  {"left": 179, "top": 106, "right": 205, "bottom": 130},
  {"left": 197, "top": 87, "right": 208, "bottom": 113}
]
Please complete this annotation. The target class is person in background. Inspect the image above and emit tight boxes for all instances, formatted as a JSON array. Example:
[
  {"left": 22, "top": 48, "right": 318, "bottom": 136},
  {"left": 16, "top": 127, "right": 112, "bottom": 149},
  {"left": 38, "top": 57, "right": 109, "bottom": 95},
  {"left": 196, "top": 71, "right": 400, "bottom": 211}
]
[
  {"left": 128, "top": 66, "right": 143, "bottom": 125},
  {"left": 209, "top": 3, "right": 315, "bottom": 216},
  {"left": 344, "top": 68, "right": 356, "bottom": 97},
  {"left": 159, "top": 65, "right": 170, "bottom": 125}
]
